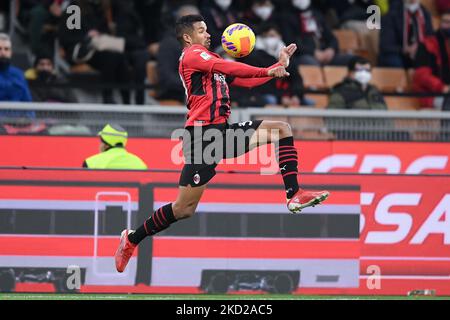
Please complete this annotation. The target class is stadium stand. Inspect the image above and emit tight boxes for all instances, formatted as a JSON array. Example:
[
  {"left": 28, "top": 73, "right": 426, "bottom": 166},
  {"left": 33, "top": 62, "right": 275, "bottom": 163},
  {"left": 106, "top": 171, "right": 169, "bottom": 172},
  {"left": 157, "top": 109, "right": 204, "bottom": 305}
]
[
  {"left": 432, "top": 15, "right": 442, "bottom": 30},
  {"left": 383, "top": 96, "right": 439, "bottom": 141},
  {"left": 288, "top": 113, "right": 335, "bottom": 140},
  {"left": 421, "top": 0, "right": 440, "bottom": 16},
  {"left": 255, "top": 105, "right": 290, "bottom": 126},
  {"left": 323, "top": 66, "right": 347, "bottom": 88},
  {"left": 384, "top": 96, "right": 421, "bottom": 111},
  {"left": 304, "top": 94, "right": 329, "bottom": 109},
  {"left": 371, "top": 67, "right": 410, "bottom": 93},
  {"left": 332, "top": 29, "right": 360, "bottom": 55},
  {"left": 298, "top": 65, "right": 326, "bottom": 90},
  {"left": 0, "top": 0, "right": 448, "bottom": 142}
]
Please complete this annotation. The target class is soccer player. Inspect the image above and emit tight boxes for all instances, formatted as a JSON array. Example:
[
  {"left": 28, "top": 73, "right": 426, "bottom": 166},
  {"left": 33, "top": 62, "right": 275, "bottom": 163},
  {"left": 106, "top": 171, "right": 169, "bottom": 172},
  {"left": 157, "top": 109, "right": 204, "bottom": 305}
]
[{"left": 115, "top": 15, "right": 329, "bottom": 272}]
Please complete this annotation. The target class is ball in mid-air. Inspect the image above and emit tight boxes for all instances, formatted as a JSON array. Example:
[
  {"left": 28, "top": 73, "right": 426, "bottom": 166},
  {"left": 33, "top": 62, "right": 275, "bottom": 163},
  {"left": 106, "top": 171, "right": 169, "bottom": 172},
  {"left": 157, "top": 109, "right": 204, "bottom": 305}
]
[{"left": 221, "top": 23, "right": 255, "bottom": 58}]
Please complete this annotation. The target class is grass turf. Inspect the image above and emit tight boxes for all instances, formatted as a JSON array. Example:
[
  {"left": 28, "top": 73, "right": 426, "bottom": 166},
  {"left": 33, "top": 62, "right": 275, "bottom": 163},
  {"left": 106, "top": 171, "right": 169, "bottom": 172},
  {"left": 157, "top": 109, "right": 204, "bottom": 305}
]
[{"left": 1, "top": 294, "right": 449, "bottom": 300}]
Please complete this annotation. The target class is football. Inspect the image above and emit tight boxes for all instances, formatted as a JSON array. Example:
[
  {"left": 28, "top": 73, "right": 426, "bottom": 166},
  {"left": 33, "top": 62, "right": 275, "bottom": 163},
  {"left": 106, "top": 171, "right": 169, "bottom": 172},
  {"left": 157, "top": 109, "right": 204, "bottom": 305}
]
[{"left": 221, "top": 23, "right": 256, "bottom": 58}]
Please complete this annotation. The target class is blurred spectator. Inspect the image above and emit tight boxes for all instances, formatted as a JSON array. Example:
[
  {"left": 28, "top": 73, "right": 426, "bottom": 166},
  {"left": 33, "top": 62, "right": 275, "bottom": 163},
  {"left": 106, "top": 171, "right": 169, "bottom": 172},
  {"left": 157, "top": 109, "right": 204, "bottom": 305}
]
[
  {"left": 321, "top": 0, "right": 381, "bottom": 67},
  {"left": 26, "top": 54, "right": 78, "bottom": 103},
  {"left": 58, "top": 0, "right": 131, "bottom": 104},
  {"left": 0, "top": 33, "right": 47, "bottom": 135},
  {"left": 280, "top": 0, "right": 353, "bottom": 66},
  {"left": 111, "top": 0, "right": 150, "bottom": 105},
  {"left": 156, "top": 4, "right": 201, "bottom": 103},
  {"left": 328, "top": 56, "right": 387, "bottom": 110},
  {"left": 242, "top": 0, "right": 278, "bottom": 33},
  {"left": 0, "top": 33, "right": 32, "bottom": 103},
  {"left": 25, "top": 55, "right": 90, "bottom": 136},
  {"left": 201, "top": 0, "right": 239, "bottom": 52},
  {"left": 0, "top": 1, "right": 8, "bottom": 32},
  {"left": 15, "top": 0, "right": 41, "bottom": 31},
  {"left": 240, "top": 23, "right": 310, "bottom": 107},
  {"left": 413, "top": 10, "right": 450, "bottom": 110},
  {"left": 326, "top": 56, "right": 400, "bottom": 140},
  {"left": 378, "top": 0, "right": 434, "bottom": 68},
  {"left": 133, "top": 0, "right": 164, "bottom": 46},
  {"left": 321, "top": 0, "right": 375, "bottom": 31},
  {"left": 160, "top": 1, "right": 197, "bottom": 33},
  {"left": 27, "top": 0, "right": 68, "bottom": 56},
  {"left": 436, "top": 0, "right": 450, "bottom": 14}
]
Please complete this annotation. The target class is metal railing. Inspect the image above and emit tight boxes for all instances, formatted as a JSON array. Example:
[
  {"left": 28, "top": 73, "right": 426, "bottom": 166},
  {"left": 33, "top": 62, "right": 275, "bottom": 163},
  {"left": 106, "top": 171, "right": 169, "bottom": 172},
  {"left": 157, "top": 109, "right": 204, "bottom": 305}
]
[
  {"left": 241, "top": 107, "right": 450, "bottom": 141},
  {"left": 0, "top": 102, "right": 188, "bottom": 137},
  {"left": 1, "top": 102, "right": 450, "bottom": 141}
]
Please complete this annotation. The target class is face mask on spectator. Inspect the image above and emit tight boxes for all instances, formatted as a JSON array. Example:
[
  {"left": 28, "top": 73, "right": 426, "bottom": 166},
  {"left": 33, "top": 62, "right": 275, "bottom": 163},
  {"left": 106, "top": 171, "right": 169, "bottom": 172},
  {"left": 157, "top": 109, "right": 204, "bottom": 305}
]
[
  {"left": 0, "top": 57, "right": 10, "bottom": 70},
  {"left": 292, "top": 0, "right": 311, "bottom": 10},
  {"left": 257, "top": 35, "right": 285, "bottom": 58},
  {"left": 354, "top": 70, "right": 372, "bottom": 85},
  {"left": 215, "top": 0, "right": 232, "bottom": 11},
  {"left": 253, "top": 5, "right": 273, "bottom": 21},
  {"left": 406, "top": 2, "right": 420, "bottom": 13}
]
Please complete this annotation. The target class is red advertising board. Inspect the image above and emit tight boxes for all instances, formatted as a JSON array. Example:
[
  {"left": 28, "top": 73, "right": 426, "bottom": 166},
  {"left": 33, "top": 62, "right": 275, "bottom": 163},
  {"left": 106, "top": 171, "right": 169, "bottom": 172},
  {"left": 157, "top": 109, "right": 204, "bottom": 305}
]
[
  {"left": 1, "top": 136, "right": 450, "bottom": 175},
  {"left": 0, "top": 160, "right": 450, "bottom": 295},
  {"left": 358, "top": 175, "right": 450, "bottom": 278}
]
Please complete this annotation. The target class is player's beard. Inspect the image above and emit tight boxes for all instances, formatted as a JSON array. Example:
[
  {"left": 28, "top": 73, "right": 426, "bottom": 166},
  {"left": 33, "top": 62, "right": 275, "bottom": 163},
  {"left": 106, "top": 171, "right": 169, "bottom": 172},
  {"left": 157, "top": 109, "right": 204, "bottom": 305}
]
[{"left": 204, "top": 39, "right": 211, "bottom": 49}]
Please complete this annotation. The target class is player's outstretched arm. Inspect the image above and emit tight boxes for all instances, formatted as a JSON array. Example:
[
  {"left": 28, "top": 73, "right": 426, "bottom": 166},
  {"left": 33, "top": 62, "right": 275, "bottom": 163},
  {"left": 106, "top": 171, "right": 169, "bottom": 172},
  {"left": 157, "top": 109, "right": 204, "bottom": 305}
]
[
  {"left": 268, "top": 66, "right": 290, "bottom": 77},
  {"left": 231, "top": 63, "right": 289, "bottom": 89},
  {"left": 229, "top": 65, "right": 290, "bottom": 88},
  {"left": 211, "top": 58, "right": 278, "bottom": 78},
  {"left": 186, "top": 49, "right": 285, "bottom": 78},
  {"left": 231, "top": 63, "right": 290, "bottom": 89}
]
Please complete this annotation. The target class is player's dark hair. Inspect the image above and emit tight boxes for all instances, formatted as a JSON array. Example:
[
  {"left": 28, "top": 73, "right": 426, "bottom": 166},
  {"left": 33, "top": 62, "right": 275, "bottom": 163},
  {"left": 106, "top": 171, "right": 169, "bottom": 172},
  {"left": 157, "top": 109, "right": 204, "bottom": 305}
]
[
  {"left": 175, "top": 14, "right": 205, "bottom": 45},
  {"left": 348, "top": 56, "right": 371, "bottom": 71}
]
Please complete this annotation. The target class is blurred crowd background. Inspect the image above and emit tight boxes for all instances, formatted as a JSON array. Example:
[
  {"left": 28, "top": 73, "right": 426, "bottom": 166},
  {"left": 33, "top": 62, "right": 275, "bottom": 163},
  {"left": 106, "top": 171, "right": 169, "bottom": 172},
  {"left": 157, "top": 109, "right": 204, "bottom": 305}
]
[{"left": 0, "top": 0, "right": 449, "bottom": 136}]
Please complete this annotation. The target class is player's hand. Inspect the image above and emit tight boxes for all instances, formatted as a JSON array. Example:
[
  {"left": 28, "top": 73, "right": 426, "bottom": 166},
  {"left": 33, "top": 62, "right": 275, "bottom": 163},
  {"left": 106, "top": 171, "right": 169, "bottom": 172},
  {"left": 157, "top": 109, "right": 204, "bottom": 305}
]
[
  {"left": 278, "top": 43, "right": 297, "bottom": 68},
  {"left": 268, "top": 66, "right": 290, "bottom": 78}
]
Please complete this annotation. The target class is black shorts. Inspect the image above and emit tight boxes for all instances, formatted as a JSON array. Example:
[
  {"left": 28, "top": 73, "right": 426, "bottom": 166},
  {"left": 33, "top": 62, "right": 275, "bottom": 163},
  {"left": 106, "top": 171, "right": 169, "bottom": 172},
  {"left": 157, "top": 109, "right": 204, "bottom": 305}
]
[{"left": 179, "top": 120, "right": 263, "bottom": 187}]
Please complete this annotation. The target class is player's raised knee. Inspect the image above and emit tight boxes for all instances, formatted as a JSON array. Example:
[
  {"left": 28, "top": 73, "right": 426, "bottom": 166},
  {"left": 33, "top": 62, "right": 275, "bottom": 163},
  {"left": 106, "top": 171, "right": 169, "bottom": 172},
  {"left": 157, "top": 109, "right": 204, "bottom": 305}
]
[{"left": 273, "top": 121, "right": 292, "bottom": 138}]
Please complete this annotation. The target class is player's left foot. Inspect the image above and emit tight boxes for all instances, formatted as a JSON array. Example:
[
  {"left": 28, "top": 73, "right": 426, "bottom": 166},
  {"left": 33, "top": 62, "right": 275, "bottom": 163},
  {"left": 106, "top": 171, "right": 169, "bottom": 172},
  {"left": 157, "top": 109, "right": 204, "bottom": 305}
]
[
  {"left": 287, "top": 189, "right": 330, "bottom": 214},
  {"left": 115, "top": 229, "right": 136, "bottom": 273}
]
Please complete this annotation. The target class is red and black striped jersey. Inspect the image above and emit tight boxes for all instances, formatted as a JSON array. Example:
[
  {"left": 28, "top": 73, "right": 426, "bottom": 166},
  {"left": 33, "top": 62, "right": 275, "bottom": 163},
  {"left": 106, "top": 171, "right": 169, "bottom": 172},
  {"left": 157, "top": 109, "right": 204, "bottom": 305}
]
[{"left": 179, "top": 44, "right": 280, "bottom": 127}]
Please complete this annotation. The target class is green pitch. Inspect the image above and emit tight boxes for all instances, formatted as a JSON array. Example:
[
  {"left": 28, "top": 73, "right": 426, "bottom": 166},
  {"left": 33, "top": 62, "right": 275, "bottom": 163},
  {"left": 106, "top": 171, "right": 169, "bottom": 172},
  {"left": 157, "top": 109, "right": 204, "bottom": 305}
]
[{"left": 1, "top": 294, "right": 449, "bottom": 300}]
